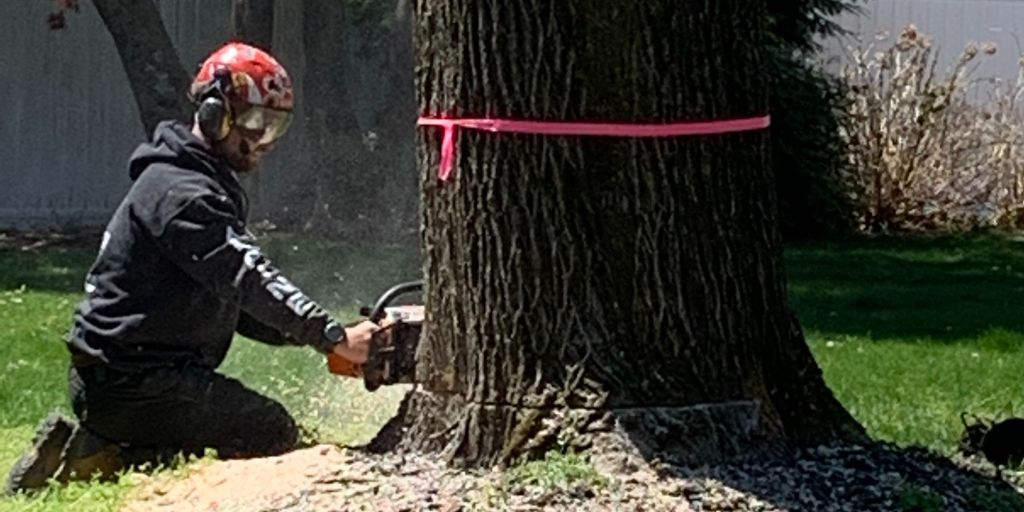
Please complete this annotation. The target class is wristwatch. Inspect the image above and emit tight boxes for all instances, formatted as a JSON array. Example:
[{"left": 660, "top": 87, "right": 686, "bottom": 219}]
[{"left": 320, "top": 321, "right": 347, "bottom": 354}]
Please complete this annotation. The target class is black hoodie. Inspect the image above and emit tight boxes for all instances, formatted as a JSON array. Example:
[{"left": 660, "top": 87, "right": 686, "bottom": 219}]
[{"left": 67, "top": 120, "right": 345, "bottom": 371}]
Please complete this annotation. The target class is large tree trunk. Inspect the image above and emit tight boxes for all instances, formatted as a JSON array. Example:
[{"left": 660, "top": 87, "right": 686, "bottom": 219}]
[
  {"left": 373, "top": 0, "right": 867, "bottom": 467},
  {"left": 93, "top": 0, "right": 191, "bottom": 136}
]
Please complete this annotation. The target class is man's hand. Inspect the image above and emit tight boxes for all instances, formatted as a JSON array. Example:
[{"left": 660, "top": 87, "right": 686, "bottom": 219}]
[{"left": 333, "top": 320, "right": 379, "bottom": 365}]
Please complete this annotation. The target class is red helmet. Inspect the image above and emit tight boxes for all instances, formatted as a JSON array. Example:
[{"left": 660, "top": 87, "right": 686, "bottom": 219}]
[{"left": 190, "top": 42, "right": 294, "bottom": 144}]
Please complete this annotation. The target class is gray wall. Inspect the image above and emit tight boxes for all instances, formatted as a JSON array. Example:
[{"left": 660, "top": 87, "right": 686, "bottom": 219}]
[
  {"left": 0, "top": 0, "right": 309, "bottom": 228},
  {"left": 822, "top": 0, "right": 1024, "bottom": 92}
]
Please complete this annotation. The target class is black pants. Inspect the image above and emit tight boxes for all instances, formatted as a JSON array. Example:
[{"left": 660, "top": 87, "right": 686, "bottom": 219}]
[{"left": 68, "top": 362, "right": 298, "bottom": 462}]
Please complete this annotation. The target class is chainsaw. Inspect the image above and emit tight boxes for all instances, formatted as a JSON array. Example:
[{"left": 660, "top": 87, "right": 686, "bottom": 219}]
[{"left": 326, "top": 280, "right": 423, "bottom": 391}]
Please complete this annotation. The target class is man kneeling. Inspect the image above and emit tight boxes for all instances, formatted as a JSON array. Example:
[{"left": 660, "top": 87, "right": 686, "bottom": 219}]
[{"left": 6, "top": 42, "right": 376, "bottom": 494}]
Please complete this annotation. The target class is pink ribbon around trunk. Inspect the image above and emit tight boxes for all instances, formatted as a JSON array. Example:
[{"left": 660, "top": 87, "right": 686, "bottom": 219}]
[{"left": 417, "top": 115, "right": 772, "bottom": 181}]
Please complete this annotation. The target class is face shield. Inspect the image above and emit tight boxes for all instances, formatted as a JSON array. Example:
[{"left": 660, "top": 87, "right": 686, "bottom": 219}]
[{"left": 233, "top": 105, "right": 293, "bottom": 145}]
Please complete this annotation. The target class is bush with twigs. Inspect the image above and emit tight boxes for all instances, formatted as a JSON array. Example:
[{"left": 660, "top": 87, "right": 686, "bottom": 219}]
[{"left": 838, "top": 25, "right": 1024, "bottom": 232}]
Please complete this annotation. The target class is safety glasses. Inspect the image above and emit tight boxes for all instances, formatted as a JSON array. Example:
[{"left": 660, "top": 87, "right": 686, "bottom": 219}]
[{"left": 234, "top": 105, "right": 293, "bottom": 145}]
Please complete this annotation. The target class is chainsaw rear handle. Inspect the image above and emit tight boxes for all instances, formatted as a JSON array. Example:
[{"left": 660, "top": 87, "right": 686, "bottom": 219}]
[{"left": 360, "top": 280, "right": 424, "bottom": 322}]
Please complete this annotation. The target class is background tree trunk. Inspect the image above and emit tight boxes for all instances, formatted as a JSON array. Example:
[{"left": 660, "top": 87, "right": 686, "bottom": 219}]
[
  {"left": 92, "top": 0, "right": 191, "bottom": 136},
  {"left": 230, "top": 0, "right": 274, "bottom": 51},
  {"left": 230, "top": 0, "right": 275, "bottom": 209},
  {"left": 373, "top": 0, "right": 866, "bottom": 467},
  {"left": 295, "top": 0, "right": 418, "bottom": 240},
  {"left": 299, "top": 0, "right": 359, "bottom": 235}
]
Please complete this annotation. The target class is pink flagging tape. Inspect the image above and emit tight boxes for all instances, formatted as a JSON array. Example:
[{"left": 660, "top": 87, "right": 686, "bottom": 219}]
[{"left": 417, "top": 115, "right": 771, "bottom": 181}]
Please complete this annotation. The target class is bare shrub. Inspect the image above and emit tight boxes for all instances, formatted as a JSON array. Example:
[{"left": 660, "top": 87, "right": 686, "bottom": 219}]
[{"left": 839, "top": 25, "right": 1024, "bottom": 232}]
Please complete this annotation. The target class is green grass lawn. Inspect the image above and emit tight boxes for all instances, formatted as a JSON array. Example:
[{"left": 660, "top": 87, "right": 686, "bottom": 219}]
[
  {"left": 2, "top": 231, "right": 1024, "bottom": 510},
  {"left": 0, "top": 232, "right": 418, "bottom": 511},
  {"left": 787, "top": 234, "right": 1024, "bottom": 450}
]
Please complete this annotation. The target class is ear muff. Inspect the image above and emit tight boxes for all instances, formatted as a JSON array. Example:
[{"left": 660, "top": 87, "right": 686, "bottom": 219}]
[
  {"left": 197, "top": 96, "right": 232, "bottom": 142},
  {"left": 195, "top": 68, "right": 234, "bottom": 142}
]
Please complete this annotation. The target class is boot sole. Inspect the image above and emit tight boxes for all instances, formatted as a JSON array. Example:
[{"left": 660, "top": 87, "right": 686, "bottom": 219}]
[{"left": 5, "top": 413, "right": 76, "bottom": 495}]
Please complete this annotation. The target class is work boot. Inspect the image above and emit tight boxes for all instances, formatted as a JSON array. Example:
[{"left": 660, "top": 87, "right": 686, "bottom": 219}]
[
  {"left": 55, "top": 425, "right": 125, "bottom": 484},
  {"left": 4, "top": 412, "right": 76, "bottom": 496}
]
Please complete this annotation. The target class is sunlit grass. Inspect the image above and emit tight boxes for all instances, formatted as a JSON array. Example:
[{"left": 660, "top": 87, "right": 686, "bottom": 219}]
[{"left": 3, "top": 231, "right": 1024, "bottom": 509}]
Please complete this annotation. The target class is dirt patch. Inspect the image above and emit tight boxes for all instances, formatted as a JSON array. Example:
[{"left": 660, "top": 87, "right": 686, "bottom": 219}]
[{"left": 123, "top": 445, "right": 352, "bottom": 512}]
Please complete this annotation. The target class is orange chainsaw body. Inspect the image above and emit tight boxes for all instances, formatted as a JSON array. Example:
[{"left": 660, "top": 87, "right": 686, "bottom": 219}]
[{"left": 326, "top": 282, "right": 424, "bottom": 390}]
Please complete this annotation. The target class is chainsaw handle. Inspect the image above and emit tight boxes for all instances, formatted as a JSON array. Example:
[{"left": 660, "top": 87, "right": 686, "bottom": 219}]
[{"left": 365, "top": 280, "right": 424, "bottom": 322}]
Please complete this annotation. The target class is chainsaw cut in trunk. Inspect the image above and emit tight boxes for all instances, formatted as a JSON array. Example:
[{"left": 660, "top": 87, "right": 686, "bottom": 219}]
[{"left": 371, "top": 0, "right": 866, "bottom": 467}]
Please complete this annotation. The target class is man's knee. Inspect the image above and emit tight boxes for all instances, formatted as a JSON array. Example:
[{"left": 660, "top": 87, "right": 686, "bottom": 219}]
[
  {"left": 220, "top": 392, "right": 299, "bottom": 458},
  {"left": 254, "top": 403, "right": 298, "bottom": 456},
  {"left": 70, "top": 366, "right": 301, "bottom": 459}
]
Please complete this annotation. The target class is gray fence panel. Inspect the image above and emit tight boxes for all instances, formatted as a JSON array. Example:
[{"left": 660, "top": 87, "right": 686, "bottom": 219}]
[
  {"left": 0, "top": 0, "right": 259, "bottom": 228},
  {"left": 823, "top": 0, "right": 1024, "bottom": 93}
]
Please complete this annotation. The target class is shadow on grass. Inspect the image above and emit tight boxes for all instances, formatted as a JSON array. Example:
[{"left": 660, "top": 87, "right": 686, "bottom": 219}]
[
  {"left": 20, "top": 228, "right": 1019, "bottom": 341},
  {"left": 785, "top": 233, "right": 1024, "bottom": 343},
  {"left": 0, "top": 229, "right": 102, "bottom": 293},
  {"left": 0, "top": 229, "right": 423, "bottom": 311}
]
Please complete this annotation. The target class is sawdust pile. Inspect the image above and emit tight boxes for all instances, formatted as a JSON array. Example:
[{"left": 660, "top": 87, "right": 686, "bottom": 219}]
[
  {"left": 122, "top": 443, "right": 689, "bottom": 512},
  {"left": 124, "top": 445, "right": 354, "bottom": 512},
  {"left": 121, "top": 442, "right": 1024, "bottom": 512}
]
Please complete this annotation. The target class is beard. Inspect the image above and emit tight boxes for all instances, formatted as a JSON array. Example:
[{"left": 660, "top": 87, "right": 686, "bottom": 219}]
[{"left": 216, "top": 138, "right": 266, "bottom": 173}]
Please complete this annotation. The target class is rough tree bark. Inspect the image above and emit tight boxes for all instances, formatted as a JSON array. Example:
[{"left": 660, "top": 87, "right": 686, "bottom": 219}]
[
  {"left": 372, "top": 0, "right": 867, "bottom": 467},
  {"left": 230, "top": 0, "right": 275, "bottom": 51},
  {"left": 92, "top": 0, "right": 191, "bottom": 136}
]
